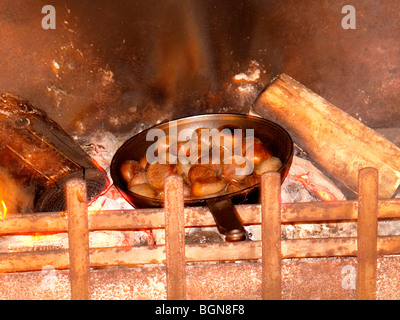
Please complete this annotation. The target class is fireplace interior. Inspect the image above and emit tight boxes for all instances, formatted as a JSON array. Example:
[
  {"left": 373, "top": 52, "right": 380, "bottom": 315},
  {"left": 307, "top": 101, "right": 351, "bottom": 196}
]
[{"left": 0, "top": 0, "right": 400, "bottom": 300}]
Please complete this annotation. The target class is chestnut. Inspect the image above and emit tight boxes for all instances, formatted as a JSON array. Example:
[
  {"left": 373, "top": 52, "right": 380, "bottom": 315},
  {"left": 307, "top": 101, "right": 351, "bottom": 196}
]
[
  {"left": 196, "top": 151, "right": 222, "bottom": 175},
  {"left": 218, "top": 124, "right": 244, "bottom": 152},
  {"left": 139, "top": 156, "right": 150, "bottom": 170},
  {"left": 128, "top": 183, "right": 157, "bottom": 198},
  {"left": 254, "top": 157, "right": 282, "bottom": 175},
  {"left": 191, "top": 176, "right": 227, "bottom": 197},
  {"left": 188, "top": 164, "right": 217, "bottom": 184},
  {"left": 242, "top": 137, "right": 271, "bottom": 166},
  {"left": 221, "top": 155, "right": 253, "bottom": 181},
  {"left": 157, "top": 181, "right": 192, "bottom": 200},
  {"left": 120, "top": 160, "right": 143, "bottom": 183},
  {"left": 176, "top": 160, "right": 191, "bottom": 181},
  {"left": 127, "top": 171, "right": 148, "bottom": 188},
  {"left": 147, "top": 163, "right": 176, "bottom": 190},
  {"left": 217, "top": 145, "right": 235, "bottom": 162},
  {"left": 191, "top": 127, "right": 222, "bottom": 160}
]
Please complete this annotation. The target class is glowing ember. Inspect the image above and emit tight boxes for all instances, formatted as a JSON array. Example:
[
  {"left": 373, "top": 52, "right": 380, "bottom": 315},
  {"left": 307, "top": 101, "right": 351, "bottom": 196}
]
[
  {"left": 20, "top": 232, "right": 63, "bottom": 248},
  {"left": 87, "top": 184, "right": 115, "bottom": 215},
  {"left": 88, "top": 197, "right": 107, "bottom": 215},
  {"left": 51, "top": 60, "right": 60, "bottom": 75},
  {"left": 0, "top": 200, "right": 6, "bottom": 220},
  {"left": 289, "top": 173, "right": 338, "bottom": 202}
]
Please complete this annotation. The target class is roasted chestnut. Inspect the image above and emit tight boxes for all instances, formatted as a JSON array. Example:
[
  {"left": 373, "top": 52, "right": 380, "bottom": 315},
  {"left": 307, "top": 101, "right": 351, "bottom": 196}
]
[
  {"left": 128, "top": 183, "right": 157, "bottom": 198},
  {"left": 147, "top": 163, "right": 176, "bottom": 190},
  {"left": 221, "top": 155, "right": 253, "bottom": 181},
  {"left": 127, "top": 171, "right": 148, "bottom": 188},
  {"left": 173, "top": 140, "right": 199, "bottom": 165},
  {"left": 254, "top": 157, "right": 282, "bottom": 175},
  {"left": 139, "top": 156, "right": 150, "bottom": 170},
  {"left": 218, "top": 124, "right": 244, "bottom": 152},
  {"left": 120, "top": 160, "right": 143, "bottom": 183},
  {"left": 196, "top": 151, "right": 222, "bottom": 175},
  {"left": 158, "top": 181, "right": 192, "bottom": 200},
  {"left": 176, "top": 160, "right": 191, "bottom": 181},
  {"left": 242, "top": 137, "right": 271, "bottom": 166},
  {"left": 191, "top": 127, "right": 214, "bottom": 153},
  {"left": 191, "top": 176, "right": 227, "bottom": 197},
  {"left": 188, "top": 164, "right": 217, "bottom": 183}
]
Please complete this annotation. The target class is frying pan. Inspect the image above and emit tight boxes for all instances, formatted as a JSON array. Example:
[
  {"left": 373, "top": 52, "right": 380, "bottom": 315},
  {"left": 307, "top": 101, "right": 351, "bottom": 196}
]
[{"left": 110, "top": 113, "right": 293, "bottom": 241}]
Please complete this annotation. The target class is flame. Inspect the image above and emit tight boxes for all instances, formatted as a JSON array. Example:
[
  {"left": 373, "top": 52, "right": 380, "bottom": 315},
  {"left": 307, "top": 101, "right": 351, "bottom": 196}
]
[
  {"left": 87, "top": 183, "right": 113, "bottom": 215},
  {"left": 0, "top": 200, "right": 6, "bottom": 220},
  {"left": 290, "top": 173, "right": 338, "bottom": 202},
  {"left": 23, "top": 233, "right": 62, "bottom": 245},
  {"left": 4, "top": 232, "right": 67, "bottom": 252},
  {"left": 88, "top": 198, "right": 106, "bottom": 215}
]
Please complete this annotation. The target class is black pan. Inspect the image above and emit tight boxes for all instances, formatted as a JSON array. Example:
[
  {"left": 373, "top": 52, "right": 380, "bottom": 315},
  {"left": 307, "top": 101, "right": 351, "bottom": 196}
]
[{"left": 110, "top": 113, "right": 293, "bottom": 241}]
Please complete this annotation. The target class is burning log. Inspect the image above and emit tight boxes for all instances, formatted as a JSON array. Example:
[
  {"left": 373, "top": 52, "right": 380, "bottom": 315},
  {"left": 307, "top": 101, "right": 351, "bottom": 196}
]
[
  {"left": 0, "top": 94, "right": 109, "bottom": 213},
  {"left": 252, "top": 74, "right": 400, "bottom": 198}
]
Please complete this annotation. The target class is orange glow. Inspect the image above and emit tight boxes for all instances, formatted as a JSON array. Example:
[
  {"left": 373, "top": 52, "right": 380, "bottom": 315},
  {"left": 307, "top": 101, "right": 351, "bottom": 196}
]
[
  {"left": 87, "top": 183, "right": 112, "bottom": 215},
  {"left": 23, "top": 233, "right": 62, "bottom": 245},
  {"left": 51, "top": 60, "right": 60, "bottom": 75},
  {"left": 290, "top": 173, "right": 338, "bottom": 202},
  {"left": 0, "top": 200, "right": 6, "bottom": 220},
  {"left": 88, "top": 202, "right": 102, "bottom": 215},
  {"left": 88, "top": 197, "right": 107, "bottom": 215},
  {"left": 14, "top": 232, "right": 63, "bottom": 251}
]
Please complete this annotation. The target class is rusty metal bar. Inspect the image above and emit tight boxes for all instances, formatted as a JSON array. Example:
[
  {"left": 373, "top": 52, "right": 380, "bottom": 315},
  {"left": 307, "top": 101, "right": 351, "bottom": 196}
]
[
  {"left": 261, "top": 172, "right": 282, "bottom": 300},
  {"left": 356, "top": 168, "right": 379, "bottom": 300},
  {"left": 66, "top": 179, "right": 90, "bottom": 300},
  {"left": 2, "top": 198, "right": 400, "bottom": 235},
  {"left": 164, "top": 175, "right": 186, "bottom": 300},
  {"left": 2, "top": 235, "right": 400, "bottom": 273}
]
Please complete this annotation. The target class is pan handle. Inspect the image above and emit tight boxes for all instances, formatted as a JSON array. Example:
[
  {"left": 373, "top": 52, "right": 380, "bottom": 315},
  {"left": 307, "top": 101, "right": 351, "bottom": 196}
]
[{"left": 206, "top": 197, "right": 247, "bottom": 242}]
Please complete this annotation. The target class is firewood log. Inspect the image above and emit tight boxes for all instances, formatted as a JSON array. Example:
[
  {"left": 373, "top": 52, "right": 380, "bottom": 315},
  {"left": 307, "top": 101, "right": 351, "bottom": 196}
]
[{"left": 252, "top": 74, "right": 400, "bottom": 198}]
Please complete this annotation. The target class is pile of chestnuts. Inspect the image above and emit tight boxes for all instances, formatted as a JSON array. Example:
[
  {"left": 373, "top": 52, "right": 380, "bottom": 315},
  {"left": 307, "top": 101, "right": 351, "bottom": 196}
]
[{"left": 120, "top": 125, "right": 282, "bottom": 200}]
